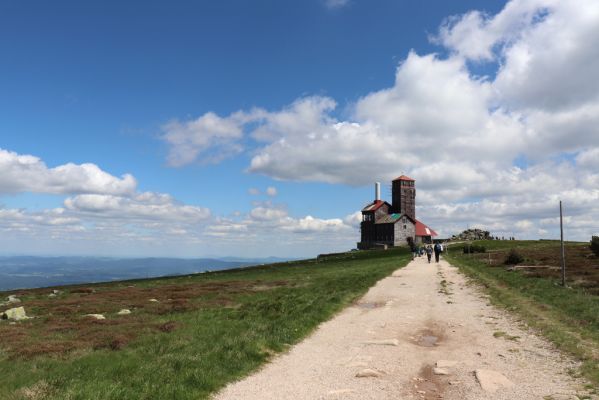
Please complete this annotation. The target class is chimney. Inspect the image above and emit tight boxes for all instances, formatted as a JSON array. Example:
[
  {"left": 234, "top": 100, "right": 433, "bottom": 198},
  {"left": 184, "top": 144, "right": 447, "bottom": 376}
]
[{"left": 375, "top": 182, "right": 381, "bottom": 201}]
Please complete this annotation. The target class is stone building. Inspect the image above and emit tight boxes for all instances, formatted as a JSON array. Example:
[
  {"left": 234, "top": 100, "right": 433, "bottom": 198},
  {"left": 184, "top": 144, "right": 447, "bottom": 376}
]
[{"left": 357, "top": 175, "right": 436, "bottom": 249}]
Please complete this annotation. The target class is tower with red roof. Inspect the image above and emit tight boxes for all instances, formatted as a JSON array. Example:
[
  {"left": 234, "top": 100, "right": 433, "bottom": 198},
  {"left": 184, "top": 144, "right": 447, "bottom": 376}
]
[{"left": 391, "top": 175, "right": 416, "bottom": 219}]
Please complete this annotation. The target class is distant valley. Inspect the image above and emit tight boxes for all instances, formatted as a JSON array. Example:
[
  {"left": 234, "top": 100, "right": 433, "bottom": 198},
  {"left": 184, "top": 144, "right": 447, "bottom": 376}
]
[{"left": 0, "top": 256, "right": 295, "bottom": 291}]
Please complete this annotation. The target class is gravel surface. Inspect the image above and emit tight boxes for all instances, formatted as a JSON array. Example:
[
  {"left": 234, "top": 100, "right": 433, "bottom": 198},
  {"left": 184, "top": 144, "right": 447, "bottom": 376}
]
[{"left": 214, "top": 256, "right": 592, "bottom": 399}]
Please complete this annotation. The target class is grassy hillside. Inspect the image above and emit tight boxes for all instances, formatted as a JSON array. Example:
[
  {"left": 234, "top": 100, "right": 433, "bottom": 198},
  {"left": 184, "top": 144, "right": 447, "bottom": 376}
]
[
  {"left": 0, "top": 248, "right": 410, "bottom": 400},
  {"left": 445, "top": 240, "right": 599, "bottom": 388}
]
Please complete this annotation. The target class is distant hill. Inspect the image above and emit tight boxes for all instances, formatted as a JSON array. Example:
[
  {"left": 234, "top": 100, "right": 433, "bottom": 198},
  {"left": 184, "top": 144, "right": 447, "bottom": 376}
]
[{"left": 0, "top": 256, "right": 296, "bottom": 291}]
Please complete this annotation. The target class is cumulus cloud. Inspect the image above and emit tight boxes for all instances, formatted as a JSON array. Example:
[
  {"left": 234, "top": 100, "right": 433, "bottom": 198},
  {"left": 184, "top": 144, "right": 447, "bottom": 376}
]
[
  {"left": 0, "top": 148, "right": 137, "bottom": 196},
  {"left": 64, "top": 192, "right": 211, "bottom": 222},
  {"left": 162, "top": 111, "right": 254, "bottom": 166},
  {"left": 266, "top": 186, "right": 277, "bottom": 196}
]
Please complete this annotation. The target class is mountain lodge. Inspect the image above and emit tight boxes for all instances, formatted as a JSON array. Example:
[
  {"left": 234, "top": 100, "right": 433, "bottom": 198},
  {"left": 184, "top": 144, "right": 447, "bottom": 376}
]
[{"left": 357, "top": 175, "right": 437, "bottom": 249}]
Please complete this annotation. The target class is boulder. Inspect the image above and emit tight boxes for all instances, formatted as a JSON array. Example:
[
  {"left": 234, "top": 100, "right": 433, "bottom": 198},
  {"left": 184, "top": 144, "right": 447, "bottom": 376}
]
[
  {"left": 149, "top": 299, "right": 159, "bottom": 303},
  {"left": 117, "top": 309, "right": 131, "bottom": 315},
  {"left": 1, "top": 306, "right": 30, "bottom": 321},
  {"left": 7, "top": 295, "right": 21, "bottom": 304},
  {"left": 433, "top": 367, "right": 449, "bottom": 375}
]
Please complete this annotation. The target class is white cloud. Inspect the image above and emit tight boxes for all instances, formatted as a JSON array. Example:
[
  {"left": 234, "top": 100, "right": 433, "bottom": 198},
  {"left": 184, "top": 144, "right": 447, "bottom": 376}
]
[
  {"left": 324, "top": 0, "right": 349, "bottom": 10},
  {"left": 266, "top": 186, "right": 277, "bottom": 196},
  {"left": 162, "top": 111, "right": 251, "bottom": 166},
  {"left": 64, "top": 192, "right": 211, "bottom": 222},
  {"left": 249, "top": 206, "right": 288, "bottom": 222},
  {"left": 0, "top": 148, "right": 136, "bottom": 196},
  {"left": 248, "top": 187, "right": 260, "bottom": 195}
]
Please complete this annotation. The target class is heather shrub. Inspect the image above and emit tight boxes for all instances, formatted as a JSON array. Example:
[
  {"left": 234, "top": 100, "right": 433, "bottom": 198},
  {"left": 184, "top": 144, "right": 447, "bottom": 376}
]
[
  {"left": 591, "top": 236, "right": 599, "bottom": 257},
  {"left": 504, "top": 248, "right": 524, "bottom": 265},
  {"left": 463, "top": 244, "right": 486, "bottom": 253}
]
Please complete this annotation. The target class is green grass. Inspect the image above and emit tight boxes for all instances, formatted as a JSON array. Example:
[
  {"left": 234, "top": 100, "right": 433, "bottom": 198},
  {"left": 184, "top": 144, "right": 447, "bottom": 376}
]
[
  {"left": 445, "top": 240, "right": 599, "bottom": 388},
  {"left": 0, "top": 247, "right": 410, "bottom": 400}
]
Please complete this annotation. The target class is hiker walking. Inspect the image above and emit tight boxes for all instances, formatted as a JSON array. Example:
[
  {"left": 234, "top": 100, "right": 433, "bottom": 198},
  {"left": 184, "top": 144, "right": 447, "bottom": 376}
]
[
  {"left": 409, "top": 240, "right": 417, "bottom": 260},
  {"left": 426, "top": 245, "right": 433, "bottom": 263},
  {"left": 434, "top": 242, "right": 442, "bottom": 263}
]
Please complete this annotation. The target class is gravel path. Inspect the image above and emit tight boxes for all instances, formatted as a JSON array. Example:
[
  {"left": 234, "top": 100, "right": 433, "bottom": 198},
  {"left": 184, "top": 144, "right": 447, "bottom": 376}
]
[{"left": 214, "top": 256, "right": 592, "bottom": 399}]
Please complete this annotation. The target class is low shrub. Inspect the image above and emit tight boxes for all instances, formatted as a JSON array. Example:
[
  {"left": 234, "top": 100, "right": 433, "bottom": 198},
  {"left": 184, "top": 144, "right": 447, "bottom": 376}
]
[
  {"left": 591, "top": 236, "right": 599, "bottom": 257},
  {"left": 463, "top": 244, "right": 486, "bottom": 253},
  {"left": 504, "top": 248, "right": 524, "bottom": 265}
]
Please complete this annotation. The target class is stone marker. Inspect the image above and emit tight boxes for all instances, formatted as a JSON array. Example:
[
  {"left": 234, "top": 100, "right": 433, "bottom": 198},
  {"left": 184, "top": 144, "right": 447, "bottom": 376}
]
[
  {"left": 475, "top": 369, "right": 514, "bottom": 393},
  {"left": 117, "top": 309, "right": 131, "bottom": 315},
  {"left": 355, "top": 369, "right": 382, "bottom": 378},
  {"left": 1, "top": 306, "right": 29, "bottom": 321},
  {"left": 85, "top": 314, "right": 106, "bottom": 320},
  {"left": 363, "top": 339, "right": 399, "bottom": 346}
]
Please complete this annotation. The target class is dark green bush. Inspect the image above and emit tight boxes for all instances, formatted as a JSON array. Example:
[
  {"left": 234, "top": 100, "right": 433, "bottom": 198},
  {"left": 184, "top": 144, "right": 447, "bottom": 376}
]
[
  {"left": 463, "top": 244, "right": 486, "bottom": 253},
  {"left": 591, "top": 236, "right": 599, "bottom": 257},
  {"left": 504, "top": 248, "right": 524, "bottom": 265}
]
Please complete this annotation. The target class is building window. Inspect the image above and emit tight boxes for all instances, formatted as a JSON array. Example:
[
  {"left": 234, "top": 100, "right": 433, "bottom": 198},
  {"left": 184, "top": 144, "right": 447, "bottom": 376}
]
[{"left": 403, "top": 224, "right": 407, "bottom": 229}]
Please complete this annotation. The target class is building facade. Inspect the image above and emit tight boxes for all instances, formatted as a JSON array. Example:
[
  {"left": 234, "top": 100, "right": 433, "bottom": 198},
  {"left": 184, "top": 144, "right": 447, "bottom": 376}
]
[{"left": 357, "top": 175, "right": 436, "bottom": 249}]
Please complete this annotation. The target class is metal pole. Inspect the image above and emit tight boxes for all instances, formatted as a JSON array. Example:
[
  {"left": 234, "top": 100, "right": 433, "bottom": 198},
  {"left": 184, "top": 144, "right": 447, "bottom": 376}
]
[{"left": 560, "top": 200, "right": 566, "bottom": 286}]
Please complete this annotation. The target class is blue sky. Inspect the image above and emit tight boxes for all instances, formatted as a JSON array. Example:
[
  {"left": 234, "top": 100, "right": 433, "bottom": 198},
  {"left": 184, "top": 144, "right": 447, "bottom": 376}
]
[{"left": 1, "top": 0, "right": 598, "bottom": 257}]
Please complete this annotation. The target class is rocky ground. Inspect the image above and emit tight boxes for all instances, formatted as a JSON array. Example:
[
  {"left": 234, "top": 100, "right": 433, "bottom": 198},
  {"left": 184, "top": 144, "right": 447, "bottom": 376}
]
[{"left": 214, "top": 256, "right": 595, "bottom": 399}]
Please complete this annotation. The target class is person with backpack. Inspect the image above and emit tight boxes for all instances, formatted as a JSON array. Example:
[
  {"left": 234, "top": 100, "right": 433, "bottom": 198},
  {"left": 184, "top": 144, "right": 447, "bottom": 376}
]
[
  {"left": 434, "top": 243, "right": 442, "bottom": 263},
  {"left": 425, "top": 245, "right": 433, "bottom": 263}
]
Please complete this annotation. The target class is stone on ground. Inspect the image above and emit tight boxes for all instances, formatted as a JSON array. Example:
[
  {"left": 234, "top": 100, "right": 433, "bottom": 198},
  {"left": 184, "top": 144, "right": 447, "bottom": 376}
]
[
  {"left": 7, "top": 295, "right": 21, "bottom": 304},
  {"left": 149, "top": 298, "right": 159, "bottom": 302},
  {"left": 355, "top": 369, "right": 382, "bottom": 378},
  {"left": 1, "top": 306, "right": 29, "bottom": 321},
  {"left": 85, "top": 314, "right": 106, "bottom": 320},
  {"left": 117, "top": 309, "right": 131, "bottom": 315},
  {"left": 433, "top": 367, "right": 449, "bottom": 375},
  {"left": 363, "top": 339, "right": 399, "bottom": 346},
  {"left": 475, "top": 369, "right": 515, "bottom": 393},
  {"left": 436, "top": 360, "right": 458, "bottom": 368}
]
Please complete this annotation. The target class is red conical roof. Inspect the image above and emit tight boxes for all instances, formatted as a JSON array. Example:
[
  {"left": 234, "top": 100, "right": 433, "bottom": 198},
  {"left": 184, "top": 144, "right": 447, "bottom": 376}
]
[{"left": 392, "top": 175, "right": 415, "bottom": 181}]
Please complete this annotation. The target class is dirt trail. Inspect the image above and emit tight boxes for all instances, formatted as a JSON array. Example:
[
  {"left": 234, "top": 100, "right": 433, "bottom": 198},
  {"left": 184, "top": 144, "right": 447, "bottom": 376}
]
[{"left": 214, "top": 256, "right": 591, "bottom": 399}]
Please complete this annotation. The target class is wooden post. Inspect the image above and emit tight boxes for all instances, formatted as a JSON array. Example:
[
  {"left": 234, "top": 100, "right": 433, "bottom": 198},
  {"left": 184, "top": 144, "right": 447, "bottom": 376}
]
[{"left": 560, "top": 200, "right": 566, "bottom": 287}]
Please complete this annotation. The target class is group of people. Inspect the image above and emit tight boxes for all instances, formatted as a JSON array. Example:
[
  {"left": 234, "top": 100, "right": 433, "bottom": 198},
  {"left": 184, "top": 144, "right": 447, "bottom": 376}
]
[{"left": 410, "top": 241, "right": 444, "bottom": 263}]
